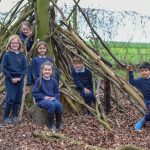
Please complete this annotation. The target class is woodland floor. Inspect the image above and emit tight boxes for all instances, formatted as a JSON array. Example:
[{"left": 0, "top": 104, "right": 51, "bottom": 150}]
[{"left": 0, "top": 91, "right": 149, "bottom": 150}]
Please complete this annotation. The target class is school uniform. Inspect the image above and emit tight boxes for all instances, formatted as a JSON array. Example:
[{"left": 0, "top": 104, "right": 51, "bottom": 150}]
[
  {"left": 19, "top": 32, "right": 33, "bottom": 52},
  {"left": 129, "top": 71, "right": 150, "bottom": 121},
  {"left": 32, "top": 77, "right": 62, "bottom": 113},
  {"left": 2, "top": 50, "right": 27, "bottom": 123},
  {"left": 32, "top": 76, "right": 62, "bottom": 129},
  {"left": 31, "top": 56, "right": 60, "bottom": 83},
  {"left": 71, "top": 67, "right": 95, "bottom": 106}
]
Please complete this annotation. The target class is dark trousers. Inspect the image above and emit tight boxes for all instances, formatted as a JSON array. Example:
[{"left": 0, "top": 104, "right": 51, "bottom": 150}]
[
  {"left": 144, "top": 102, "right": 150, "bottom": 121},
  {"left": 5, "top": 78, "right": 24, "bottom": 105},
  {"left": 37, "top": 99, "right": 63, "bottom": 113},
  {"left": 79, "top": 89, "right": 95, "bottom": 106}
]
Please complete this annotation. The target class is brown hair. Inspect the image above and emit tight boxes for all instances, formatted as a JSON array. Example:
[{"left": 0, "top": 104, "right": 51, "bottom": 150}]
[
  {"left": 35, "top": 41, "right": 49, "bottom": 54},
  {"left": 19, "top": 21, "right": 32, "bottom": 31},
  {"left": 6, "top": 35, "right": 24, "bottom": 51},
  {"left": 73, "top": 56, "right": 83, "bottom": 64}
]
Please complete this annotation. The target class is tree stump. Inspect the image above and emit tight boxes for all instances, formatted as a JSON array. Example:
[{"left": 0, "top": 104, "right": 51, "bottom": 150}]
[{"left": 30, "top": 105, "right": 49, "bottom": 126}]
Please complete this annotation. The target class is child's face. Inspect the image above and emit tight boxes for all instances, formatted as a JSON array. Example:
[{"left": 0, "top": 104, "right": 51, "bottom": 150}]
[
  {"left": 21, "top": 25, "right": 32, "bottom": 37},
  {"left": 10, "top": 38, "right": 20, "bottom": 50},
  {"left": 42, "top": 65, "right": 52, "bottom": 78},
  {"left": 74, "top": 62, "right": 84, "bottom": 71},
  {"left": 140, "top": 68, "right": 150, "bottom": 79},
  {"left": 38, "top": 44, "right": 47, "bottom": 56}
]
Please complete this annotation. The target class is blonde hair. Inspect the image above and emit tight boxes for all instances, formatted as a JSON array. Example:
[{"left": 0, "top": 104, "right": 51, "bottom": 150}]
[
  {"left": 35, "top": 41, "right": 49, "bottom": 55},
  {"left": 40, "top": 61, "right": 53, "bottom": 77},
  {"left": 20, "top": 20, "right": 32, "bottom": 31},
  {"left": 6, "top": 35, "right": 24, "bottom": 51}
]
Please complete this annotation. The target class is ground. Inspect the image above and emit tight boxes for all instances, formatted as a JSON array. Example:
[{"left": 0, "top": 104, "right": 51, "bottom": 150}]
[{"left": 0, "top": 92, "right": 149, "bottom": 150}]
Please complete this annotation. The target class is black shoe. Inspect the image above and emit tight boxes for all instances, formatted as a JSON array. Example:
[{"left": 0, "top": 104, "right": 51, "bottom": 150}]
[
  {"left": 49, "top": 113, "right": 55, "bottom": 130},
  {"left": 55, "top": 112, "right": 62, "bottom": 130},
  {"left": 3, "top": 104, "right": 12, "bottom": 124}
]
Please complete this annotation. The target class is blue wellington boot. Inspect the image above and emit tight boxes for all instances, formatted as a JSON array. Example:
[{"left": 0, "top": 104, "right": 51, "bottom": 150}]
[{"left": 134, "top": 117, "right": 146, "bottom": 131}]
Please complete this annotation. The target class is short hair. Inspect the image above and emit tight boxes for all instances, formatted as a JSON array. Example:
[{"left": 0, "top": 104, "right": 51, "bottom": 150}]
[
  {"left": 6, "top": 35, "right": 24, "bottom": 51},
  {"left": 139, "top": 62, "right": 150, "bottom": 70},
  {"left": 73, "top": 56, "right": 83, "bottom": 64}
]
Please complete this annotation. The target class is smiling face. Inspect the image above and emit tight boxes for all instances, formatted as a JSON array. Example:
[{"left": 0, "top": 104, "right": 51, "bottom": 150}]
[
  {"left": 20, "top": 24, "right": 32, "bottom": 37},
  {"left": 140, "top": 68, "right": 150, "bottom": 79},
  {"left": 42, "top": 65, "right": 53, "bottom": 78},
  {"left": 37, "top": 44, "right": 47, "bottom": 56},
  {"left": 73, "top": 61, "right": 84, "bottom": 71},
  {"left": 10, "top": 38, "right": 20, "bottom": 51}
]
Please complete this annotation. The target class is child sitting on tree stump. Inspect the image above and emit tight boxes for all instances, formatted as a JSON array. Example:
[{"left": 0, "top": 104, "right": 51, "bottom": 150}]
[
  {"left": 32, "top": 61, "right": 63, "bottom": 131},
  {"left": 71, "top": 56, "right": 95, "bottom": 116},
  {"left": 126, "top": 62, "right": 150, "bottom": 131}
]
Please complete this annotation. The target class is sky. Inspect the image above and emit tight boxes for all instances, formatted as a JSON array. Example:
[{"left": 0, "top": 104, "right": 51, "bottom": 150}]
[
  {"left": 0, "top": 0, "right": 150, "bottom": 16},
  {"left": 0, "top": 0, "right": 150, "bottom": 42}
]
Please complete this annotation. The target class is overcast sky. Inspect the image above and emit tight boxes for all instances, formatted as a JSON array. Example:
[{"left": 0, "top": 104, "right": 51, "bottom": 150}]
[
  {"left": 0, "top": 0, "right": 150, "bottom": 16},
  {"left": 1, "top": 0, "right": 150, "bottom": 42}
]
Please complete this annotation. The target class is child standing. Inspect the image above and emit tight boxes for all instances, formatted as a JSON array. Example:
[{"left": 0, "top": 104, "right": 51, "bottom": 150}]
[
  {"left": 2, "top": 35, "right": 27, "bottom": 123},
  {"left": 126, "top": 62, "right": 150, "bottom": 131},
  {"left": 32, "top": 62, "right": 63, "bottom": 130},
  {"left": 19, "top": 21, "right": 34, "bottom": 53},
  {"left": 30, "top": 41, "right": 60, "bottom": 84},
  {"left": 71, "top": 56, "right": 95, "bottom": 115}
]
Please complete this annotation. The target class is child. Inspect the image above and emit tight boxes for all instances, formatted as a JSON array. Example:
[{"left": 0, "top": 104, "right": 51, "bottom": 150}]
[
  {"left": 30, "top": 41, "right": 60, "bottom": 84},
  {"left": 71, "top": 56, "right": 95, "bottom": 115},
  {"left": 32, "top": 61, "right": 63, "bottom": 130},
  {"left": 19, "top": 21, "right": 34, "bottom": 52},
  {"left": 2, "top": 35, "right": 27, "bottom": 123},
  {"left": 126, "top": 62, "right": 150, "bottom": 131}
]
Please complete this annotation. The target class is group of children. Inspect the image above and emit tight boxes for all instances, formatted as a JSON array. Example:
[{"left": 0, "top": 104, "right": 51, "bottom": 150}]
[
  {"left": 1, "top": 20, "right": 95, "bottom": 131},
  {"left": 1, "top": 20, "right": 150, "bottom": 132}
]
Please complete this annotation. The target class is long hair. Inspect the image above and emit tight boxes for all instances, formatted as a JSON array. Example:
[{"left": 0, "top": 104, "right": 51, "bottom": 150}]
[
  {"left": 6, "top": 35, "right": 24, "bottom": 51},
  {"left": 35, "top": 41, "right": 49, "bottom": 55},
  {"left": 38, "top": 61, "right": 53, "bottom": 88}
]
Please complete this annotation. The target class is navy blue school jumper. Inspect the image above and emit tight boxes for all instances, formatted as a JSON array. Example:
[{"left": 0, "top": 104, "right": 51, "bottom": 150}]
[
  {"left": 71, "top": 67, "right": 95, "bottom": 106},
  {"left": 31, "top": 56, "right": 60, "bottom": 83},
  {"left": 2, "top": 51, "right": 27, "bottom": 105},
  {"left": 19, "top": 32, "right": 33, "bottom": 52},
  {"left": 129, "top": 71, "right": 150, "bottom": 121},
  {"left": 32, "top": 77, "right": 62, "bottom": 113}
]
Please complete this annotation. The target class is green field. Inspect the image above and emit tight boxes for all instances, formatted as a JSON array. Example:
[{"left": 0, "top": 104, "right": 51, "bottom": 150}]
[{"left": 98, "top": 41, "right": 150, "bottom": 65}]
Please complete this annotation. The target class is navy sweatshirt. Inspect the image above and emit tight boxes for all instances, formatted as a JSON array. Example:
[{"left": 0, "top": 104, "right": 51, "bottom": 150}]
[
  {"left": 19, "top": 32, "right": 33, "bottom": 52},
  {"left": 31, "top": 56, "right": 53, "bottom": 82},
  {"left": 129, "top": 71, "right": 150, "bottom": 101},
  {"left": 2, "top": 51, "right": 27, "bottom": 81},
  {"left": 32, "top": 77, "right": 59, "bottom": 103},
  {"left": 71, "top": 67, "right": 93, "bottom": 91}
]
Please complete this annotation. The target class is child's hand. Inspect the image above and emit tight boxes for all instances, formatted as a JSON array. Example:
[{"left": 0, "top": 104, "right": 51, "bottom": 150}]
[
  {"left": 27, "top": 30, "right": 33, "bottom": 38},
  {"left": 84, "top": 88, "right": 91, "bottom": 94},
  {"left": 49, "top": 97, "right": 55, "bottom": 100},
  {"left": 44, "top": 96, "right": 50, "bottom": 100},
  {"left": 12, "top": 78, "right": 18, "bottom": 83},
  {"left": 126, "top": 65, "right": 133, "bottom": 71},
  {"left": 16, "top": 78, "right": 21, "bottom": 81}
]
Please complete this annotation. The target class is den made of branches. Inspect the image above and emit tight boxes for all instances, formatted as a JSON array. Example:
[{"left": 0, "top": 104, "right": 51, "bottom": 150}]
[{"left": 0, "top": 0, "right": 147, "bottom": 132}]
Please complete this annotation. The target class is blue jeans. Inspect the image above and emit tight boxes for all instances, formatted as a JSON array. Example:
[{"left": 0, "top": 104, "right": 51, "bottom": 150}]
[{"left": 37, "top": 99, "right": 63, "bottom": 113}]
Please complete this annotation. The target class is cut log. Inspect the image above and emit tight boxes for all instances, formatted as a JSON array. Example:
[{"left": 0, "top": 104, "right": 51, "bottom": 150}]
[{"left": 30, "top": 105, "right": 49, "bottom": 126}]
